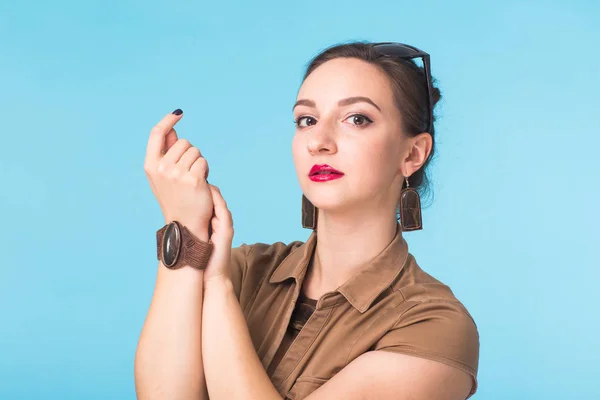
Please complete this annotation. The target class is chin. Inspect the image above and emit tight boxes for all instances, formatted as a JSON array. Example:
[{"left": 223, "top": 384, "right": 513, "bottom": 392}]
[
  {"left": 305, "top": 192, "right": 353, "bottom": 212},
  {"left": 301, "top": 177, "right": 360, "bottom": 212}
]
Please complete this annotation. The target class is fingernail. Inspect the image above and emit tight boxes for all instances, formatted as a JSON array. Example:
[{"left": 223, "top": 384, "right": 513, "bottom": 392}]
[{"left": 172, "top": 109, "right": 183, "bottom": 115}]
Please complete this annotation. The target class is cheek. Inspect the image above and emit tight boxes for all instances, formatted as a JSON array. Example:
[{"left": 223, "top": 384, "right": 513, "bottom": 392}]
[
  {"left": 349, "top": 137, "right": 399, "bottom": 186},
  {"left": 291, "top": 134, "right": 306, "bottom": 170},
  {"left": 358, "top": 135, "right": 392, "bottom": 166}
]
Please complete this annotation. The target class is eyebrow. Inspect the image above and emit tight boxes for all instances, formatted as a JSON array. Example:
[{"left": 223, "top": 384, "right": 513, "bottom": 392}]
[{"left": 292, "top": 96, "right": 382, "bottom": 112}]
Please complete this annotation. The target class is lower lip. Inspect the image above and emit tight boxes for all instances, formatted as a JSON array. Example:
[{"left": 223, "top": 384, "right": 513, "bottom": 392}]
[{"left": 309, "top": 173, "right": 344, "bottom": 182}]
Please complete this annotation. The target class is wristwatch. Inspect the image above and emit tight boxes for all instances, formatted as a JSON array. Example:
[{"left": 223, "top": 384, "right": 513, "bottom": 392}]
[{"left": 156, "top": 221, "right": 213, "bottom": 270}]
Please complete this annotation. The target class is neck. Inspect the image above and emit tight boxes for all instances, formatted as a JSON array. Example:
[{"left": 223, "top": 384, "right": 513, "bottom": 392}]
[{"left": 305, "top": 207, "right": 400, "bottom": 297}]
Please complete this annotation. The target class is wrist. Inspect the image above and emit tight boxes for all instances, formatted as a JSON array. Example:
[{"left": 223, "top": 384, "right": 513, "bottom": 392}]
[
  {"left": 163, "top": 218, "right": 211, "bottom": 242},
  {"left": 157, "top": 221, "right": 212, "bottom": 271},
  {"left": 187, "top": 226, "right": 209, "bottom": 242},
  {"left": 204, "top": 274, "right": 234, "bottom": 294}
]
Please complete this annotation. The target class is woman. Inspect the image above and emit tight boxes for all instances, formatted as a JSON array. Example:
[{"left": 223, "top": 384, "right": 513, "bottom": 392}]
[{"left": 135, "top": 42, "right": 480, "bottom": 400}]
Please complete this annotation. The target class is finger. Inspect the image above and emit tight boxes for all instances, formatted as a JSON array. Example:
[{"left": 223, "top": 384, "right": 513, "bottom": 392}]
[
  {"left": 178, "top": 146, "right": 202, "bottom": 171},
  {"left": 209, "top": 185, "right": 232, "bottom": 225},
  {"left": 146, "top": 109, "right": 184, "bottom": 164},
  {"left": 190, "top": 156, "right": 210, "bottom": 180},
  {"left": 161, "top": 128, "right": 179, "bottom": 156},
  {"left": 161, "top": 138, "right": 193, "bottom": 167}
]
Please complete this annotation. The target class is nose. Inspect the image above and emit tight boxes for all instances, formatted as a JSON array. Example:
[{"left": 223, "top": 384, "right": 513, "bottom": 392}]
[{"left": 306, "top": 124, "right": 338, "bottom": 155}]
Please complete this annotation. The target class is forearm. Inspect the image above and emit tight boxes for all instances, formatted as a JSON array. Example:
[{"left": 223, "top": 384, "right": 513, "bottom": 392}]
[
  {"left": 202, "top": 277, "right": 282, "bottom": 400},
  {"left": 134, "top": 263, "right": 208, "bottom": 400}
]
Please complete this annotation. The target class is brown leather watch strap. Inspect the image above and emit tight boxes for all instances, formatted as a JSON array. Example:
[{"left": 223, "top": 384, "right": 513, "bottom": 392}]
[{"left": 156, "top": 222, "right": 213, "bottom": 270}]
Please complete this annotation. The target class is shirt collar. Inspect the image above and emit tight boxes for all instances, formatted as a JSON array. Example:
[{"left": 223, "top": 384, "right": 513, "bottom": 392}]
[{"left": 269, "top": 223, "right": 409, "bottom": 313}]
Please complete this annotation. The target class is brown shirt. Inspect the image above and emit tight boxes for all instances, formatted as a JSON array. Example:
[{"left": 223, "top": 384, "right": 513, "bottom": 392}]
[
  {"left": 229, "top": 223, "right": 480, "bottom": 399},
  {"left": 267, "top": 292, "right": 318, "bottom": 378}
]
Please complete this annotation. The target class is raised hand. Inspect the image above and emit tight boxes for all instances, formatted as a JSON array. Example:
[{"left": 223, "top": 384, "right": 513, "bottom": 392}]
[{"left": 144, "top": 109, "right": 213, "bottom": 240}]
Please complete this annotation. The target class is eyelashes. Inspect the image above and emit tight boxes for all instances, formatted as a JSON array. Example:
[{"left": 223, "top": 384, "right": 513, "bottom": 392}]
[
  {"left": 294, "top": 116, "right": 318, "bottom": 128},
  {"left": 294, "top": 114, "right": 374, "bottom": 129},
  {"left": 345, "top": 114, "right": 373, "bottom": 127}
]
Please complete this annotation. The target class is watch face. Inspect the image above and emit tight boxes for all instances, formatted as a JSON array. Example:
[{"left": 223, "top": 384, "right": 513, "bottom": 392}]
[{"left": 162, "top": 222, "right": 181, "bottom": 268}]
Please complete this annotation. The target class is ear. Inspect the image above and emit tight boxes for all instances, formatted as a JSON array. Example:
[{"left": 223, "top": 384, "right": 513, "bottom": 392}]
[{"left": 402, "top": 132, "right": 433, "bottom": 177}]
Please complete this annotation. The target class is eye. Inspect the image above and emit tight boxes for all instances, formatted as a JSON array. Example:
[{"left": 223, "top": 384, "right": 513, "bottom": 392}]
[
  {"left": 344, "top": 114, "right": 373, "bottom": 127},
  {"left": 295, "top": 116, "right": 317, "bottom": 128}
]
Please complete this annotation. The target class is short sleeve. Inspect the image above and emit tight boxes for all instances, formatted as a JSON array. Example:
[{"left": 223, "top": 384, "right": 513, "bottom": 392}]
[
  {"left": 228, "top": 240, "right": 305, "bottom": 309},
  {"left": 374, "top": 300, "right": 480, "bottom": 397}
]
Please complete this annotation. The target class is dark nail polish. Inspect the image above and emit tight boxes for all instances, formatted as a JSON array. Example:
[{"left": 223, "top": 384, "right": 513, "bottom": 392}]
[{"left": 172, "top": 109, "right": 183, "bottom": 115}]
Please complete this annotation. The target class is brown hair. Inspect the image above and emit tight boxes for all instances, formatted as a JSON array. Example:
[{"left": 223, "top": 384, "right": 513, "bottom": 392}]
[{"left": 302, "top": 41, "right": 442, "bottom": 203}]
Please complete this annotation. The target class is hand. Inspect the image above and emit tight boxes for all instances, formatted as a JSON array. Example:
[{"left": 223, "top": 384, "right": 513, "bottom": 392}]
[
  {"left": 144, "top": 110, "right": 213, "bottom": 239},
  {"left": 203, "top": 185, "right": 234, "bottom": 284}
]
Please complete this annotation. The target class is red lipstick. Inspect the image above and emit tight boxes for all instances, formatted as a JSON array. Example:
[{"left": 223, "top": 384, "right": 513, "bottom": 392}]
[{"left": 308, "top": 164, "right": 344, "bottom": 182}]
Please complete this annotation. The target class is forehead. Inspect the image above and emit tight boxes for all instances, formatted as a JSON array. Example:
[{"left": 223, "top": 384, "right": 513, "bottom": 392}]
[{"left": 297, "top": 57, "right": 395, "bottom": 107}]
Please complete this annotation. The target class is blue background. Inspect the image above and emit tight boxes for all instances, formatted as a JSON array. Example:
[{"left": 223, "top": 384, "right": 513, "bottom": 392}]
[{"left": 1, "top": 0, "right": 598, "bottom": 398}]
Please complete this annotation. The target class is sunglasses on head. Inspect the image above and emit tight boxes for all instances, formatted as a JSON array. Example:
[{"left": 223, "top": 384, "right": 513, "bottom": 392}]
[{"left": 372, "top": 42, "right": 433, "bottom": 134}]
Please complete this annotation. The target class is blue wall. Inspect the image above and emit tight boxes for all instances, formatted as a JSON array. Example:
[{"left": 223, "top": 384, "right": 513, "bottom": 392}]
[{"left": 1, "top": 0, "right": 598, "bottom": 398}]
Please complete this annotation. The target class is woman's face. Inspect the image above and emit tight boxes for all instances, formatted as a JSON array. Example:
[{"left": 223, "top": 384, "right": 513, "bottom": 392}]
[{"left": 292, "top": 57, "right": 413, "bottom": 215}]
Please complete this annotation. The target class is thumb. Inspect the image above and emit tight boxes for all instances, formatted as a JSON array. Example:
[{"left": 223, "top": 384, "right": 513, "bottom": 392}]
[
  {"left": 162, "top": 128, "right": 179, "bottom": 155},
  {"left": 208, "top": 185, "right": 234, "bottom": 242}
]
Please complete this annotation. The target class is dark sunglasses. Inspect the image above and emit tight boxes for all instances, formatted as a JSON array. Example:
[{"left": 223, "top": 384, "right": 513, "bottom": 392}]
[{"left": 372, "top": 42, "right": 433, "bottom": 134}]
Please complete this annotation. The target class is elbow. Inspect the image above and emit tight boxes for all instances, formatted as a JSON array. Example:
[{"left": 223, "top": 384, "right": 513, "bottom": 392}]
[{"left": 133, "top": 346, "right": 208, "bottom": 400}]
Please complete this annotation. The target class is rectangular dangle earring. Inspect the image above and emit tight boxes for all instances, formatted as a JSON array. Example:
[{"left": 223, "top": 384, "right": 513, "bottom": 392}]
[
  {"left": 302, "top": 194, "right": 318, "bottom": 230},
  {"left": 400, "top": 176, "right": 423, "bottom": 231}
]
